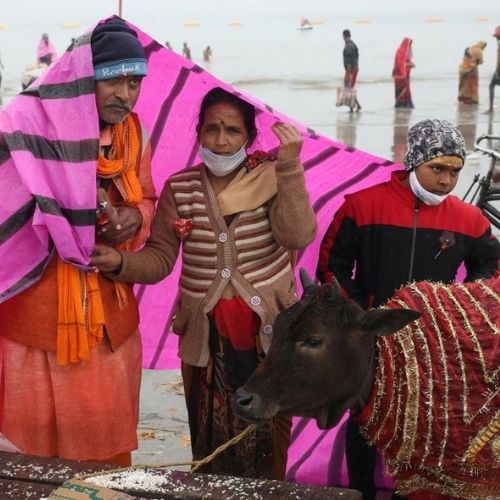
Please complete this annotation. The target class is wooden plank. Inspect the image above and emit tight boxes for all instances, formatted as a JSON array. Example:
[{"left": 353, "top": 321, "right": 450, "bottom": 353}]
[
  {"left": 0, "top": 451, "right": 115, "bottom": 482},
  {"left": 0, "top": 451, "right": 362, "bottom": 499},
  {"left": 0, "top": 478, "right": 54, "bottom": 498}
]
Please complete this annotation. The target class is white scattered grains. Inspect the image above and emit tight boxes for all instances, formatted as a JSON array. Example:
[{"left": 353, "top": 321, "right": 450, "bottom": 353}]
[
  {"left": 86, "top": 468, "right": 172, "bottom": 492},
  {"left": 84, "top": 468, "right": 330, "bottom": 499}
]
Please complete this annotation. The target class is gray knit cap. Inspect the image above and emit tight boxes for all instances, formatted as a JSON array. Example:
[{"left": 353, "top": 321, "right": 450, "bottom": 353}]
[{"left": 403, "top": 119, "right": 466, "bottom": 171}]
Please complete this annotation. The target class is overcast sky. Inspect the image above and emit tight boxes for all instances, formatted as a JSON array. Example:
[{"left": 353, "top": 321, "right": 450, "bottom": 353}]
[{"left": 1, "top": 0, "right": 499, "bottom": 23}]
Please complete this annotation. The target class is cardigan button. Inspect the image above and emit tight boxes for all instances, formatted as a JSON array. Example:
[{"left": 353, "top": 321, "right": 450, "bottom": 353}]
[
  {"left": 250, "top": 296, "right": 261, "bottom": 306},
  {"left": 263, "top": 324, "right": 273, "bottom": 335},
  {"left": 219, "top": 232, "right": 228, "bottom": 242},
  {"left": 221, "top": 268, "right": 231, "bottom": 279}
]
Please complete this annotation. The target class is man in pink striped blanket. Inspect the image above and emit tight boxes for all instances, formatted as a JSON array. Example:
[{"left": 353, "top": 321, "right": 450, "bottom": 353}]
[{"left": 0, "top": 17, "right": 156, "bottom": 466}]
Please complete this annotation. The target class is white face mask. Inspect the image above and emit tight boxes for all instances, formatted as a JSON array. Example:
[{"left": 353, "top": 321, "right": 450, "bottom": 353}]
[
  {"left": 409, "top": 170, "right": 450, "bottom": 206},
  {"left": 199, "top": 144, "right": 247, "bottom": 177}
]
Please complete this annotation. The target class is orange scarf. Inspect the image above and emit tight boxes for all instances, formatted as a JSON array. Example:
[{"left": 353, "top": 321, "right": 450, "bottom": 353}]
[{"left": 56, "top": 115, "right": 143, "bottom": 365}]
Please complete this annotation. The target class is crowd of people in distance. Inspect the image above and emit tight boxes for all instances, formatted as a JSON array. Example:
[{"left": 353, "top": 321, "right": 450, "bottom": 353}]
[
  {"left": 164, "top": 41, "right": 211, "bottom": 63},
  {"left": 10, "top": 23, "right": 500, "bottom": 115},
  {"left": 341, "top": 25, "right": 500, "bottom": 112}
]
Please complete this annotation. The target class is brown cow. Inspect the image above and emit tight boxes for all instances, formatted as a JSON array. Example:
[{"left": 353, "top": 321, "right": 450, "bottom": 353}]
[{"left": 233, "top": 271, "right": 500, "bottom": 499}]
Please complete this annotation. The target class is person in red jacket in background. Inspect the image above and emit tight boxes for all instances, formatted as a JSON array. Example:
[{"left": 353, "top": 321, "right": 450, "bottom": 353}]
[{"left": 316, "top": 118, "right": 500, "bottom": 499}]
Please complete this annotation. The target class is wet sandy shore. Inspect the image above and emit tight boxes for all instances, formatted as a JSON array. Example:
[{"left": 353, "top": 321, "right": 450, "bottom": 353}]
[{"left": 134, "top": 369, "right": 191, "bottom": 469}]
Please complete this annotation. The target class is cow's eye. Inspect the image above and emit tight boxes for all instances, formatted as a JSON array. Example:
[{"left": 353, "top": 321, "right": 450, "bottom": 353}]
[{"left": 302, "top": 336, "right": 323, "bottom": 348}]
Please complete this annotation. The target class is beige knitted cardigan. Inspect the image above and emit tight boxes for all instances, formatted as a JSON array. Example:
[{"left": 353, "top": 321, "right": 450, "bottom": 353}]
[{"left": 115, "top": 157, "right": 317, "bottom": 366}]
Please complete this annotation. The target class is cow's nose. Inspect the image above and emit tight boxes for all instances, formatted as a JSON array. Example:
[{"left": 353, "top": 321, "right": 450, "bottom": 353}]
[{"left": 234, "top": 388, "right": 254, "bottom": 408}]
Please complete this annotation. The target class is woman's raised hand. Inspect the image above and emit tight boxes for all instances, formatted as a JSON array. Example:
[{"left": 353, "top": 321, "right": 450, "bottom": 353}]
[{"left": 272, "top": 122, "right": 303, "bottom": 162}]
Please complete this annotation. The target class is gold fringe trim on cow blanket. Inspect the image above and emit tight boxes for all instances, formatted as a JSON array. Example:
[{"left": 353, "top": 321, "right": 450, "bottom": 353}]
[{"left": 356, "top": 278, "right": 500, "bottom": 499}]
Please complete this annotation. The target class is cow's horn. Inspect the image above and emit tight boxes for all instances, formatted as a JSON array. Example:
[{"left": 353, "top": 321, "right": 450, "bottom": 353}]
[
  {"left": 330, "top": 276, "right": 341, "bottom": 299},
  {"left": 299, "top": 268, "right": 315, "bottom": 290}
]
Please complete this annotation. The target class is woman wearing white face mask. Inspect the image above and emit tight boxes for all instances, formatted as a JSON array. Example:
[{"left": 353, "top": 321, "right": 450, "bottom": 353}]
[
  {"left": 91, "top": 87, "right": 317, "bottom": 480},
  {"left": 316, "top": 118, "right": 500, "bottom": 499}
]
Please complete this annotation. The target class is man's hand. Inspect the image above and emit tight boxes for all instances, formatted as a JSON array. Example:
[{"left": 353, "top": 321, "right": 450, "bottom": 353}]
[
  {"left": 96, "top": 187, "right": 143, "bottom": 244},
  {"left": 97, "top": 205, "right": 143, "bottom": 243},
  {"left": 91, "top": 244, "right": 123, "bottom": 273},
  {"left": 272, "top": 122, "right": 303, "bottom": 162}
]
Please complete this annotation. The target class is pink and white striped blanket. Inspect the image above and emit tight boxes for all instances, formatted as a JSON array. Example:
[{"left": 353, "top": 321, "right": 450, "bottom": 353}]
[{"left": 0, "top": 17, "right": 401, "bottom": 489}]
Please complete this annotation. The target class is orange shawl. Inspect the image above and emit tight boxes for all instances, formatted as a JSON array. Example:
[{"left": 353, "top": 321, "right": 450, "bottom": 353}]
[{"left": 56, "top": 115, "right": 143, "bottom": 365}]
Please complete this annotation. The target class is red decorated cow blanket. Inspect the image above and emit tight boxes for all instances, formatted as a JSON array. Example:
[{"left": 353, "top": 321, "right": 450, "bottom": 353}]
[{"left": 358, "top": 278, "right": 499, "bottom": 499}]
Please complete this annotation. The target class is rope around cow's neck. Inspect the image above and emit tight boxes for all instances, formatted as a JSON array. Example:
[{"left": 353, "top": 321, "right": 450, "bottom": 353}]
[{"left": 76, "top": 423, "right": 257, "bottom": 480}]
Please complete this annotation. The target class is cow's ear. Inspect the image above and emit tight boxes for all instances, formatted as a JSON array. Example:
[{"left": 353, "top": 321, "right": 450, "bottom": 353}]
[{"left": 360, "top": 308, "right": 420, "bottom": 337}]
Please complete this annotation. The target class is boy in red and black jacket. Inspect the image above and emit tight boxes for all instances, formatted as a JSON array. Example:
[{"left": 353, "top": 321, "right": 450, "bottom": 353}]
[{"left": 316, "top": 118, "right": 500, "bottom": 499}]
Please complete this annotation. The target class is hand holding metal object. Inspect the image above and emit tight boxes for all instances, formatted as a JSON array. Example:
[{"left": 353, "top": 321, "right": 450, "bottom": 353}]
[
  {"left": 96, "top": 199, "right": 108, "bottom": 216},
  {"left": 96, "top": 187, "right": 119, "bottom": 227}
]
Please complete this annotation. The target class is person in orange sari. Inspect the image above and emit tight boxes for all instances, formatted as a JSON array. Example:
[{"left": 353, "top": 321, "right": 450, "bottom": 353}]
[
  {"left": 393, "top": 37, "right": 415, "bottom": 108},
  {"left": 458, "top": 40, "right": 487, "bottom": 104},
  {"left": 0, "top": 18, "right": 156, "bottom": 466}
]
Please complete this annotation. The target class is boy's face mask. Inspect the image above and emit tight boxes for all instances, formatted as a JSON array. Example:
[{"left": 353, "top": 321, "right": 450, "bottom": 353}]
[{"left": 409, "top": 170, "right": 450, "bottom": 206}]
